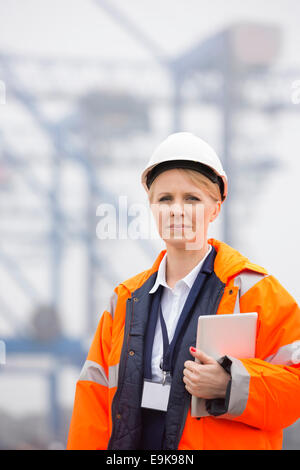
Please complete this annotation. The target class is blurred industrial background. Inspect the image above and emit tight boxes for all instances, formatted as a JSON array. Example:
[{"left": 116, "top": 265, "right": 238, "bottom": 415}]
[{"left": 0, "top": 0, "right": 300, "bottom": 449}]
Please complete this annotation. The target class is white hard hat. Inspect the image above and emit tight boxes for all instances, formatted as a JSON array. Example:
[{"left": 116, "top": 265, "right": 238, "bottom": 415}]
[{"left": 141, "top": 132, "right": 228, "bottom": 201}]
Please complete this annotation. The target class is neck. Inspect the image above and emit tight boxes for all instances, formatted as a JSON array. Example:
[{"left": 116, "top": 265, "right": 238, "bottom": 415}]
[{"left": 165, "top": 241, "right": 209, "bottom": 288}]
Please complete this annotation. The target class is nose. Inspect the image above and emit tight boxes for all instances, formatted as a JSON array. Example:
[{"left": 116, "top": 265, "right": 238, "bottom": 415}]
[{"left": 169, "top": 201, "right": 184, "bottom": 217}]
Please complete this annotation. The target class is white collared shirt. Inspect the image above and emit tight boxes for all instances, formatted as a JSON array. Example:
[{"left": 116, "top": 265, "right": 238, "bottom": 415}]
[{"left": 148, "top": 244, "right": 212, "bottom": 382}]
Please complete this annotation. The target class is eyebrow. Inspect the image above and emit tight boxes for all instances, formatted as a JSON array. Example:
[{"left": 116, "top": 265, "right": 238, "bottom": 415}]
[{"left": 157, "top": 191, "right": 202, "bottom": 196}]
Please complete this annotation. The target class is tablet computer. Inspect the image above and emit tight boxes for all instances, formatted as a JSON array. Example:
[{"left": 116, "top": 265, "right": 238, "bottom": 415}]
[
  {"left": 195, "top": 312, "right": 258, "bottom": 361},
  {"left": 191, "top": 312, "right": 258, "bottom": 417}
]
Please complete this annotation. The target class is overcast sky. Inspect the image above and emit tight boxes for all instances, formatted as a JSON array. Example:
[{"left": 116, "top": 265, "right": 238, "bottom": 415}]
[{"left": 1, "top": 0, "right": 300, "bottom": 65}]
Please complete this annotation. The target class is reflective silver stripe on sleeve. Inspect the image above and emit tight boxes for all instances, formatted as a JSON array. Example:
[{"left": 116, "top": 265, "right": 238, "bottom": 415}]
[
  {"left": 235, "top": 272, "right": 267, "bottom": 298},
  {"left": 233, "top": 276, "right": 241, "bottom": 313},
  {"left": 226, "top": 356, "right": 251, "bottom": 416},
  {"left": 106, "top": 291, "right": 118, "bottom": 319},
  {"left": 109, "top": 363, "right": 119, "bottom": 388},
  {"left": 264, "top": 340, "right": 300, "bottom": 365},
  {"left": 79, "top": 360, "right": 108, "bottom": 387},
  {"left": 233, "top": 272, "right": 268, "bottom": 314},
  {"left": 78, "top": 360, "right": 120, "bottom": 389}
]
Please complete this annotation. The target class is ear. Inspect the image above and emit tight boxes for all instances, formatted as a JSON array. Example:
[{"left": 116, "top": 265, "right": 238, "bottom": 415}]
[{"left": 209, "top": 201, "right": 221, "bottom": 222}]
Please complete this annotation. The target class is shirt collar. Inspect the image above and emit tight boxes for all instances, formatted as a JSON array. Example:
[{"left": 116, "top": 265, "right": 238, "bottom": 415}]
[
  {"left": 149, "top": 252, "right": 168, "bottom": 293},
  {"left": 149, "top": 244, "right": 212, "bottom": 294}
]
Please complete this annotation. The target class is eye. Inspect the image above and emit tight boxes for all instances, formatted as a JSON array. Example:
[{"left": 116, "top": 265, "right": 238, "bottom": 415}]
[
  {"left": 186, "top": 196, "right": 201, "bottom": 201},
  {"left": 157, "top": 195, "right": 201, "bottom": 202}
]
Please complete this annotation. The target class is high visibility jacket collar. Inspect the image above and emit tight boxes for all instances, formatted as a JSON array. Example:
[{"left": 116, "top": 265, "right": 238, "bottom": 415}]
[
  {"left": 132, "top": 238, "right": 268, "bottom": 294},
  {"left": 208, "top": 238, "right": 268, "bottom": 283},
  {"left": 120, "top": 238, "right": 268, "bottom": 297}
]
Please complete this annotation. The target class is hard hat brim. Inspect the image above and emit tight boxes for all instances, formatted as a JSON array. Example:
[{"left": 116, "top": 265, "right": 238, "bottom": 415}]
[{"left": 141, "top": 160, "right": 228, "bottom": 202}]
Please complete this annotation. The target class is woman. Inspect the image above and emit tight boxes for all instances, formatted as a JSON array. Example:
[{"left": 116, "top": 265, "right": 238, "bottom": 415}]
[{"left": 67, "top": 132, "right": 300, "bottom": 450}]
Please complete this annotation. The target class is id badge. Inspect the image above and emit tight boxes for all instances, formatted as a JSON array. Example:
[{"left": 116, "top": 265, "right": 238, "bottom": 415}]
[{"left": 141, "top": 378, "right": 171, "bottom": 412}]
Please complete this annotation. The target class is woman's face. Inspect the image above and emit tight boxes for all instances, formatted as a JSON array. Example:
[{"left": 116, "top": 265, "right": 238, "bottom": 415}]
[{"left": 149, "top": 169, "right": 221, "bottom": 251}]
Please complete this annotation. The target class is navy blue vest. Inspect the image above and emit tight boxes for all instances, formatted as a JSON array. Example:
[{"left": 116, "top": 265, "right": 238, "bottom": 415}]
[{"left": 140, "top": 246, "right": 217, "bottom": 450}]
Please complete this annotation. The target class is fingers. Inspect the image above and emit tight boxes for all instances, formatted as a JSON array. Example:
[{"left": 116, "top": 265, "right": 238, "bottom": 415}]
[
  {"left": 183, "top": 366, "right": 197, "bottom": 380},
  {"left": 189, "top": 346, "right": 216, "bottom": 364},
  {"left": 184, "top": 360, "right": 200, "bottom": 373},
  {"left": 183, "top": 373, "right": 195, "bottom": 392},
  {"left": 183, "top": 348, "right": 216, "bottom": 397}
]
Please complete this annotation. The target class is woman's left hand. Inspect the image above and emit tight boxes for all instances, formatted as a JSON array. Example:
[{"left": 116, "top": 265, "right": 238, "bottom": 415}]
[{"left": 183, "top": 347, "right": 230, "bottom": 400}]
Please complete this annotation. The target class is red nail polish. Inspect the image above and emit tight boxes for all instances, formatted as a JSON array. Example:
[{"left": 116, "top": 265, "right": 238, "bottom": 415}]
[{"left": 190, "top": 347, "right": 196, "bottom": 352}]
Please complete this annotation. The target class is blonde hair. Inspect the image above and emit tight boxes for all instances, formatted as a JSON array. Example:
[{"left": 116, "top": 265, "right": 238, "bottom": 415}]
[{"left": 148, "top": 167, "right": 222, "bottom": 203}]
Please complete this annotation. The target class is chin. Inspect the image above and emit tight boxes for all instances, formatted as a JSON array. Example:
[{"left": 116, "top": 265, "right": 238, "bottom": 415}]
[{"left": 163, "top": 236, "right": 205, "bottom": 251}]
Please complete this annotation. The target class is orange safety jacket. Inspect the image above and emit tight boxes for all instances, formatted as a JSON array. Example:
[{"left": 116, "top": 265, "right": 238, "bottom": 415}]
[{"left": 67, "top": 238, "right": 300, "bottom": 450}]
